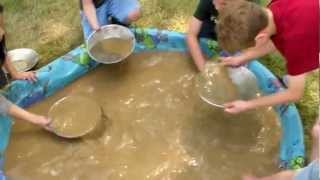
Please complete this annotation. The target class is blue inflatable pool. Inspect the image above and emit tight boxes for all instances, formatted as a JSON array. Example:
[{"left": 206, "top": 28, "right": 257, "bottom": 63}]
[{"left": 0, "top": 28, "right": 305, "bottom": 178}]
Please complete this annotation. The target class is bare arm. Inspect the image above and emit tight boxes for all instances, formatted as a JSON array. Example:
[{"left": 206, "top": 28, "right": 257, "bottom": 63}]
[
  {"left": 222, "top": 38, "right": 276, "bottom": 67},
  {"left": 186, "top": 17, "right": 206, "bottom": 71},
  {"left": 8, "top": 103, "right": 50, "bottom": 127},
  {"left": 3, "top": 55, "right": 37, "bottom": 82},
  {"left": 242, "top": 38, "right": 276, "bottom": 62},
  {"left": 225, "top": 74, "right": 306, "bottom": 113},
  {"left": 249, "top": 74, "right": 305, "bottom": 107},
  {"left": 4, "top": 54, "right": 19, "bottom": 78},
  {"left": 0, "top": 95, "right": 49, "bottom": 127},
  {"left": 82, "top": 0, "right": 100, "bottom": 31}
]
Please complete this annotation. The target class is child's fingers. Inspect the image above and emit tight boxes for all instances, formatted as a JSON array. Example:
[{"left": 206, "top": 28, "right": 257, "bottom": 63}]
[
  {"left": 224, "top": 104, "right": 236, "bottom": 114},
  {"left": 223, "top": 102, "right": 234, "bottom": 108},
  {"left": 219, "top": 57, "right": 231, "bottom": 65},
  {"left": 43, "top": 118, "right": 53, "bottom": 131},
  {"left": 30, "top": 74, "right": 37, "bottom": 82},
  {"left": 26, "top": 76, "right": 34, "bottom": 82},
  {"left": 44, "top": 124, "right": 53, "bottom": 132},
  {"left": 27, "top": 72, "right": 37, "bottom": 82},
  {"left": 224, "top": 108, "right": 237, "bottom": 114},
  {"left": 221, "top": 59, "right": 238, "bottom": 67}
]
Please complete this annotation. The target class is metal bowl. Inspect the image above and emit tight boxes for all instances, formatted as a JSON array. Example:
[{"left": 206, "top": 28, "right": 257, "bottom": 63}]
[
  {"left": 86, "top": 24, "right": 135, "bottom": 64},
  {"left": 7, "top": 48, "right": 39, "bottom": 72}
]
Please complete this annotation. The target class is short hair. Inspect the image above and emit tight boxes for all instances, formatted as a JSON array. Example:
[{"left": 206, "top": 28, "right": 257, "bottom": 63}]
[{"left": 217, "top": 0, "right": 268, "bottom": 52}]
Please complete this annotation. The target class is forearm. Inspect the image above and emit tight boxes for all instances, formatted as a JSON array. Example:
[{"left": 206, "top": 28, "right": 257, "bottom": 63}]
[
  {"left": 4, "top": 55, "right": 18, "bottom": 78},
  {"left": 82, "top": 1, "right": 99, "bottom": 30},
  {"left": 186, "top": 34, "right": 206, "bottom": 71},
  {"left": 248, "top": 89, "right": 303, "bottom": 110},
  {"left": 1, "top": 95, "right": 38, "bottom": 124},
  {"left": 240, "top": 39, "right": 276, "bottom": 63},
  {"left": 8, "top": 104, "right": 39, "bottom": 124},
  {"left": 248, "top": 74, "right": 305, "bottom": 109}
]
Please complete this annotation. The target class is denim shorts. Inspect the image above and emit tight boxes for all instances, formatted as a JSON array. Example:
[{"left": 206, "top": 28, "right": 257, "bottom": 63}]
[
  {"left": 0, "top": 157, "right": 5, "bottom": 180},
  {"left": 295, "top": 160, "right": 320, "bottom": 180},
  {"left": 80, "top": 0, "right": 140, "bottom": 39}
]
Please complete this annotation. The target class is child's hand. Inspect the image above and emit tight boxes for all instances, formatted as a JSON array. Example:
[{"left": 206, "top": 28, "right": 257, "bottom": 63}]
[
  {"left": 220, "top": 55, "right": 245, "bottom": 67},
  {"left": 93, "top": 24, "right": 101, "bottom": 32},
  {"left": 33, "top": 115, "right": 52, "bottom": 130},
  {"left": 224, "top": 100, "right": 252, "bottom": 114},
  {"left": 12, "top": 71, "right": 37, "bottom": 82}
]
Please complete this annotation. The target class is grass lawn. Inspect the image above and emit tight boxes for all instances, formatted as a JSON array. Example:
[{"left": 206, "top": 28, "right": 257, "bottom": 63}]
[{"left": 2, "top": 0, "right": 319, "bottom": 157}]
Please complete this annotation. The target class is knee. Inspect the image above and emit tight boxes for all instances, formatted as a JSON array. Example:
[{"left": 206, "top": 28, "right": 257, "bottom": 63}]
[{"left": 127, "top": 9, "right": 141, "bottom": 23}]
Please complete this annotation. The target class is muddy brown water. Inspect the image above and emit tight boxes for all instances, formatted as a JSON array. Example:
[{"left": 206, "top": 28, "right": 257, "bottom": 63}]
[
  {"left": 89, "top": 38, "right": 133, "bottom": 63},
  {"left": 4, "top": 52, "right": 281, "bottom": 180}
]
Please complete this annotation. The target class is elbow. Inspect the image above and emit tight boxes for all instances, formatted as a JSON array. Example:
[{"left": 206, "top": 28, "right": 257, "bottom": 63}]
[{"left": 127, "top": 9, "right": 141, "bottom": 23}]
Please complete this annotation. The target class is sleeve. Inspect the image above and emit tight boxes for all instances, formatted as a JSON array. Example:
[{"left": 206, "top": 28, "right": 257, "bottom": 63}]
[
  {"left": 270, "top": 0, "right": 319, "bottom": 75},
  {"left": 0, "top": 95, "right": 12, "bottom": 116},
  {"left": 284, "top": 37, "right": 319, "bottom": 75},
  {"left": 281, "top": 2, "right": 319, "bottom": 75},
  {"left": 193, "top": 0, "right": 210, "bottom": 22}
]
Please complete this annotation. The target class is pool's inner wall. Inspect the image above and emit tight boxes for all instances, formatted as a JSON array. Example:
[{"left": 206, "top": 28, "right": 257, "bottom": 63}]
[{"left": 0, "top": 29, "right": 305, "bottom": 172}]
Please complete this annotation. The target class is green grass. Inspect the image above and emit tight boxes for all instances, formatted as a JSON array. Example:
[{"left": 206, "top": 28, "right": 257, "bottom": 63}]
[
  {"left": 3, "top": 0, "right": 197, "bottom": 66},
  {"left": 3, "top": 0, "right": 82, "bottom": 67},
  {"left": 2, "top": 0, "right": 319, "bottom": 156}
]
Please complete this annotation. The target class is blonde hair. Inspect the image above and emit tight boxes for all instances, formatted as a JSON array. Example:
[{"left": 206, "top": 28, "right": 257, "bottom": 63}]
[{"left": 217, "top": 0, "right": 268, "bottom": 52}]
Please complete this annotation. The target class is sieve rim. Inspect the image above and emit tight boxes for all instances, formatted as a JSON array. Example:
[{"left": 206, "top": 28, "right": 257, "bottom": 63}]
[
  {"left": 86, "top": 24, "right": 136, "bottom": 64},
  {"left": 48, "top": 95, "right": 102, "bottom": 138}
]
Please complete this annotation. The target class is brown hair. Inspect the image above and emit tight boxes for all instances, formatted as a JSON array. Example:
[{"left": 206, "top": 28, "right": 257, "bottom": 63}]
[
  {"left": 217, "top": 0, "right": 268, "bottom": 52},
  {"left": 0, "top": 4, "right": 3, "bottom": 14}
]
